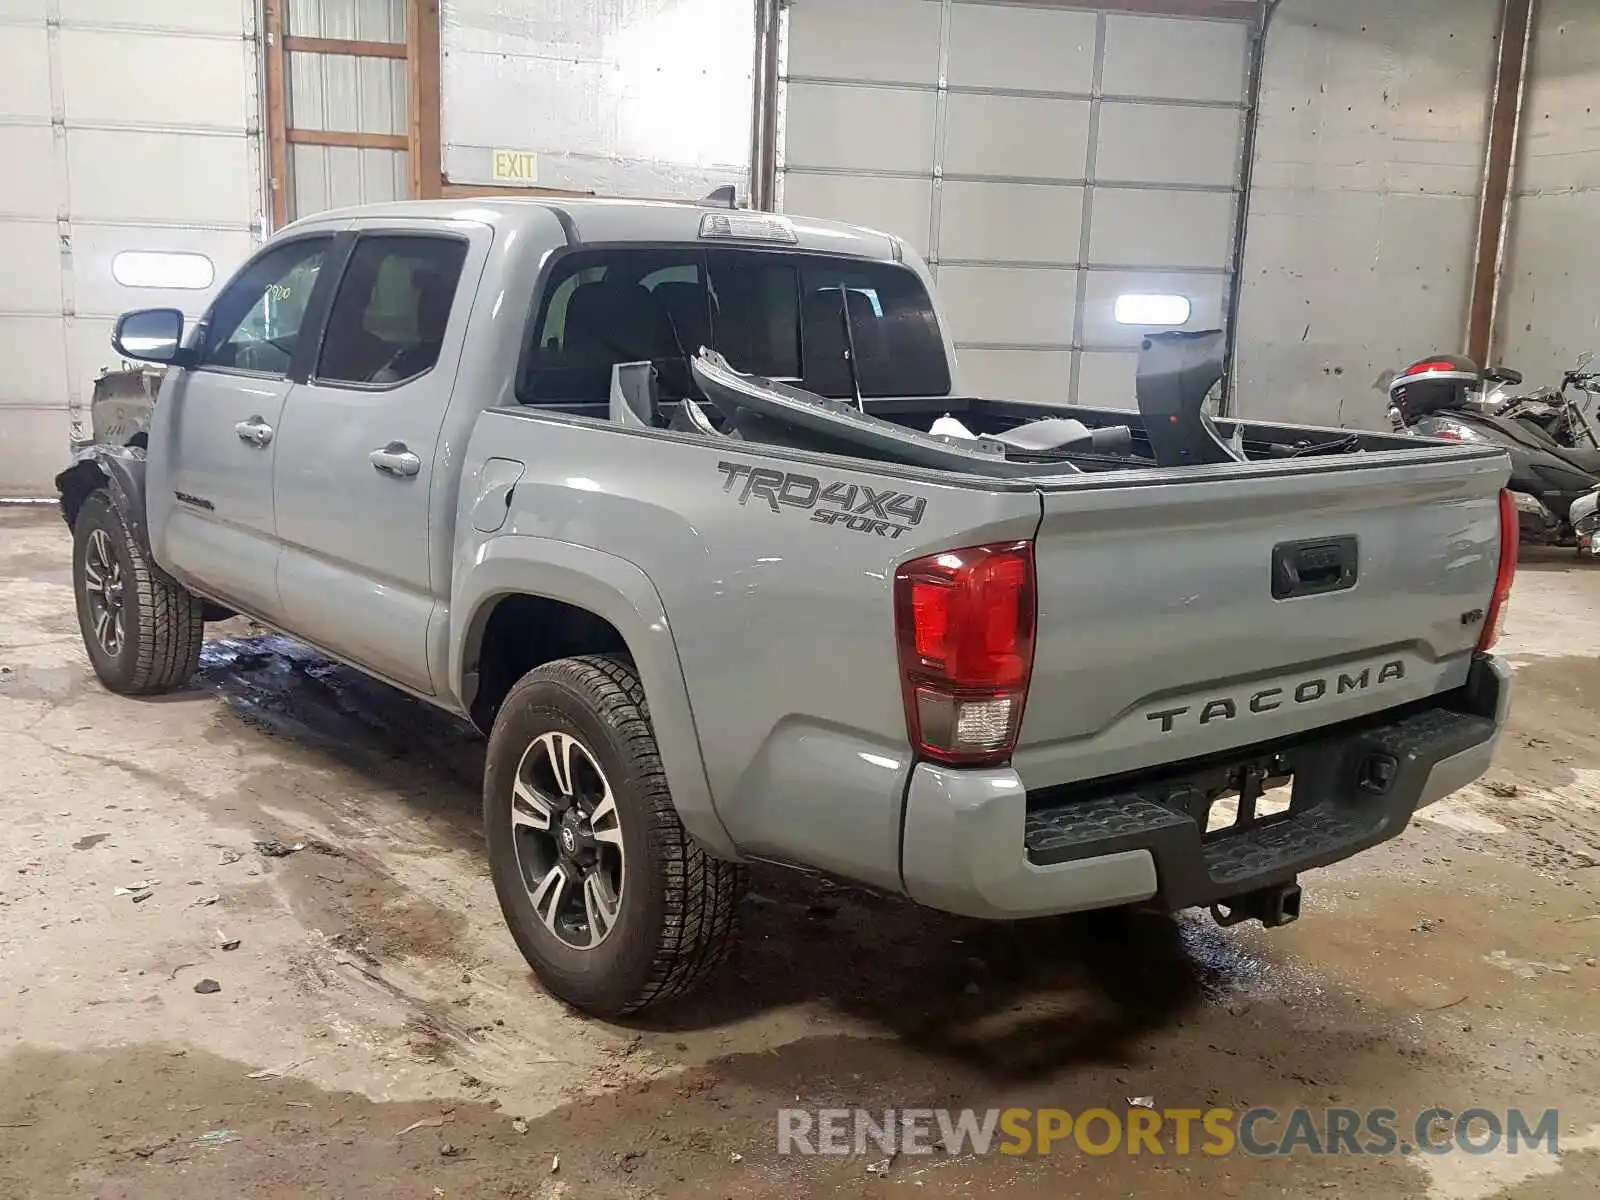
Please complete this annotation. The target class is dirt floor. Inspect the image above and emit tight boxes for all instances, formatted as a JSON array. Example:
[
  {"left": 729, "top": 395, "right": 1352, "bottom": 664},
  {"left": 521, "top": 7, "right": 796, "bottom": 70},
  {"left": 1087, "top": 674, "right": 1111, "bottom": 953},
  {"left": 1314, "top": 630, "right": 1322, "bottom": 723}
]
[{"left": 1, "top": 507, "right": 1597, "bottom": 1200}]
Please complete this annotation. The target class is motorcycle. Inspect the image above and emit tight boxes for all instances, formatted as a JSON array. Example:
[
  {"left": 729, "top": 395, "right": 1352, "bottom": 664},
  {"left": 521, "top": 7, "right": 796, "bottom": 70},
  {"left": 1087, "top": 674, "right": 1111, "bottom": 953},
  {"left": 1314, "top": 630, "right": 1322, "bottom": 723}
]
[
  {"left": 1387, "top": 352, "right": 1600, "bottom": 551},
  {"left": 1495, "top": 355, "right": 1600, "bottom": 450},
  {"left": 1570, "top": 484, "right": 1600, "bottom": 558},
  {"left": 1393, "top": 354, "right": 1600, "bottom": 448}
]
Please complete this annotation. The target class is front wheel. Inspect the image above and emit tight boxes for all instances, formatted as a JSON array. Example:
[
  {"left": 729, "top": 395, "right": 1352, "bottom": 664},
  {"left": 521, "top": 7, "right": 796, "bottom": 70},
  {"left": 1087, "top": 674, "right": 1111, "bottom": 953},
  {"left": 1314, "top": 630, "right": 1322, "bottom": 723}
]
[
  {"left": 72, "top": 489, "right": 204, "bottom": 695},
  {"left": 483, "top": 655, "right": 746, "bottom": 1016}
]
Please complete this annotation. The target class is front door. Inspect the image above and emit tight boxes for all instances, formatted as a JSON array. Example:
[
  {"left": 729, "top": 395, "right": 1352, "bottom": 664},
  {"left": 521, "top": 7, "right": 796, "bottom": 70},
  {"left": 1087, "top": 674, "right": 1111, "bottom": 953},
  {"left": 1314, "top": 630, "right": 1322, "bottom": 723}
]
[
  {"left": 272, "top": 228, "right": 476, "bottom": 694},
  {"left": 148, "top": 234, "right": 339, "bottom": 620}
]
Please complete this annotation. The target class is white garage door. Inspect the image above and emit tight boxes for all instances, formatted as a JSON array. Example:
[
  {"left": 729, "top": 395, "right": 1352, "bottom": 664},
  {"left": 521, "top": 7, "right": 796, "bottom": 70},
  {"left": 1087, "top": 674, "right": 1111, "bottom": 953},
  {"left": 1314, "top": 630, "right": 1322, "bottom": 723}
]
[
  {"left": 0, "top": 0, "right": 265, "bottom": 494},
  {"left": 778, "top": 0, "right": 1250, "bottom": 407}
]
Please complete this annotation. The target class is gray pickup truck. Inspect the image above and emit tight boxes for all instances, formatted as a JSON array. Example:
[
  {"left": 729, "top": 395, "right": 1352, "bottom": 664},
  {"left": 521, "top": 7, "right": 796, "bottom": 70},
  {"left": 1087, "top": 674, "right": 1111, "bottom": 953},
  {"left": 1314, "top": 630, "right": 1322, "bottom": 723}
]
[{"left": 56, "top": 198, "right": 1517, "bottom": 1017}]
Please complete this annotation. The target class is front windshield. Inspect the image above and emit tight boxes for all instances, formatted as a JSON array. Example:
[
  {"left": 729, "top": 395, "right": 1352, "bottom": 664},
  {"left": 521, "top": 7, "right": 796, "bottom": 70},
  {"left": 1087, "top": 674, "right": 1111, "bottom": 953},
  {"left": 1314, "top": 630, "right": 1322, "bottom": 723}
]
[{"left": 517, "top": 246, "right": 951, "bottom": 405}]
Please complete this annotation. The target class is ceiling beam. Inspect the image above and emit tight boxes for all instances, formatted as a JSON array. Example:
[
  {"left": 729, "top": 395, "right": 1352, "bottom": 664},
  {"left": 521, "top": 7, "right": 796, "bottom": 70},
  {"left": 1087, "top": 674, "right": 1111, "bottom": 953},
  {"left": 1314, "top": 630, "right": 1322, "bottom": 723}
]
[{"left": 1467, "top": 0, "right": 1538, "bottom": 366}]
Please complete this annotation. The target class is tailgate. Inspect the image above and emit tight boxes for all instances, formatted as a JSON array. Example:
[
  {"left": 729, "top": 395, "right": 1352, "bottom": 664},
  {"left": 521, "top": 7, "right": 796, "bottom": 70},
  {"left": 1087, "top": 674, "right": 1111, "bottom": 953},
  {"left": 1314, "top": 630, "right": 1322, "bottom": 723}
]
[{"left": 1014, "top": 448, "right": 1510, "bottom": 788}]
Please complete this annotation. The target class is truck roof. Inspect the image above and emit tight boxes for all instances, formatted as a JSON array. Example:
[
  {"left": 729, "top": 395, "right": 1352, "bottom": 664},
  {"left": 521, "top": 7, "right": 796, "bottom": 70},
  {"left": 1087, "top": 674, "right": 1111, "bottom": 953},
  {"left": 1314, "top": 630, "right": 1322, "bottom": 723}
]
[{"left": 283, "top": 196, "right": 904, "bottom": 263}]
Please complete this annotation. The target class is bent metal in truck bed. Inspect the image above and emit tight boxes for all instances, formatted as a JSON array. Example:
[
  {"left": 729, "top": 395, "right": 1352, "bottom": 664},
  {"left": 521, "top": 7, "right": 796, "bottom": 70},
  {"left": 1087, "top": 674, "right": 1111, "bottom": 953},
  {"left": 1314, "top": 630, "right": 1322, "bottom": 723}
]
[{"left": 55, "top": 197, "right": 1517, "bottom": 1017}]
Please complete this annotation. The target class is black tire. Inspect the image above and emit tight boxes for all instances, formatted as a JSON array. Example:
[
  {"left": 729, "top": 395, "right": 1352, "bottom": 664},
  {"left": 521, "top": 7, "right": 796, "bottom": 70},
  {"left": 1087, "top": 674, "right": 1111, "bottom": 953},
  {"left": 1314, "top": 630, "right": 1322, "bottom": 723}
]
[
  {"left": 72, "top": 488, "right": 204, "bottom": 696},
  {"left": 484, "top": 655, "right": 746, "bottom": 1016}
]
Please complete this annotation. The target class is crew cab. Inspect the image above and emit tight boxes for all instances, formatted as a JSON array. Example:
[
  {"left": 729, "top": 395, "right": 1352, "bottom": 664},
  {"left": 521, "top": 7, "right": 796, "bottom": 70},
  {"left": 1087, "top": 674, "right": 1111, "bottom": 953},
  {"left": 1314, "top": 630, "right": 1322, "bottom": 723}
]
[{"left": 57, "top": 198, "right": 1516, "bottom": 1016}]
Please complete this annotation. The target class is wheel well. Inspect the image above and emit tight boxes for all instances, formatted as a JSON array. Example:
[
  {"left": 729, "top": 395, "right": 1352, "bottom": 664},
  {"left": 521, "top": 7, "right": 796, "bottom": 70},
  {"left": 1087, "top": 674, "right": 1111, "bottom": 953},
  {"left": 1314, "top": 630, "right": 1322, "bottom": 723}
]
[
  {"left": 468, "top": 594, "right": 630, "bottom": 732},
  {"left": 55, "top": 461, "right": 106, "bottom": 530}
]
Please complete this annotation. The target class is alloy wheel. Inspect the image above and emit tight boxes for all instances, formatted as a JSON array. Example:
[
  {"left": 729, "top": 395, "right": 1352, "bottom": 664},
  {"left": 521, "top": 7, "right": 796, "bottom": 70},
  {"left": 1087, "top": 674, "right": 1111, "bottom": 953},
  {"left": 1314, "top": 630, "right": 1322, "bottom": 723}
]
[
  {"left": 510, "top": 730, "right": 626, "bottom": 950},
  {"left": 82, "top": 528, "right": 126, "bottom": 658}
]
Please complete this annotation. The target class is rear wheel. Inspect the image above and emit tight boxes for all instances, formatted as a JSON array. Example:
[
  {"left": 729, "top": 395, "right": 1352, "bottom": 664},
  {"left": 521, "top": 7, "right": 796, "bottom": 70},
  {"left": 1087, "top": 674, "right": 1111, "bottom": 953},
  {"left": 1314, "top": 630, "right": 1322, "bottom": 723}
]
[
  {"left": 72, "top": 489, "right": 204, "bottom": 695},
  {"left": 484, "top": 655, "right": 746, "bottom": 1016}
]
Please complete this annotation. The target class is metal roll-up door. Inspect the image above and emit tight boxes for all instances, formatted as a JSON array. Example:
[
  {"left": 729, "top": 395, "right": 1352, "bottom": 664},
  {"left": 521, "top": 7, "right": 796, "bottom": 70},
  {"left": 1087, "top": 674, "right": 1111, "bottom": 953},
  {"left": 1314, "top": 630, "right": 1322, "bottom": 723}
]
[
  {"left": 778, "top": 0, "right": 1252, "bottom": 407},
  {"left": 0, "top": 0, "right": 265, "bottom": 494}
]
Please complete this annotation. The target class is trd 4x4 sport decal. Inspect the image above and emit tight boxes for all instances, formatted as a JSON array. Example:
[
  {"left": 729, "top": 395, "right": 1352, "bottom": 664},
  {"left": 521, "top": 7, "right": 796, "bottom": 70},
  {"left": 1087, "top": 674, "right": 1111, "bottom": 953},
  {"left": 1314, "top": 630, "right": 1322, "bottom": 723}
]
[{"left": 716, "top": 461, "right": 928, "bottom": 540}]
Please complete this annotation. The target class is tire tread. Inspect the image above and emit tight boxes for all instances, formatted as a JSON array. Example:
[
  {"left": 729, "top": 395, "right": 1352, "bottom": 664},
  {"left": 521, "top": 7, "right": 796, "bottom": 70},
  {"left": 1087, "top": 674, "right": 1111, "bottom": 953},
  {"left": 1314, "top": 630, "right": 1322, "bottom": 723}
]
[
  {"left": 78, "top": 490, "right": 204, "bottom": 695},
  {"left": 495, "top": 654, "right": 746, "bottom": 1014}
]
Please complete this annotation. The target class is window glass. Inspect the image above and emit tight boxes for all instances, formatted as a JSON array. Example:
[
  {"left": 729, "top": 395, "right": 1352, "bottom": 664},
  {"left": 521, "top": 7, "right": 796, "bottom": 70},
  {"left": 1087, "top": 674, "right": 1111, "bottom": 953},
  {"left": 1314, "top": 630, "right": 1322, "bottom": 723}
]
[
  {"left": 112, "top": 250, "right": 214, "bottom": 290},
  {"left": 199, "top": 238, "right": 329, "bottom": 376},
  {"left": 317, "top": 235, "right": 469, "bottom": 386},
  {"left": 706, "top": 253, "right": 800, "bottom": 379},
  {"left": 519, "top": 248, "right": 949, "bottom": 404}
]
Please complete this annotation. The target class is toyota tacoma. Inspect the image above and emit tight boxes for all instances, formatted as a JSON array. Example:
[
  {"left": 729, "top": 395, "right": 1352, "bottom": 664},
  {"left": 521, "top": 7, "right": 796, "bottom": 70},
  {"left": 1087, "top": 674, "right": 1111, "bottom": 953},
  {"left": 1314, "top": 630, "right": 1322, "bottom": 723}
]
[{"left": 56, "top": 198, "right": 1516, "bottom": 1016}]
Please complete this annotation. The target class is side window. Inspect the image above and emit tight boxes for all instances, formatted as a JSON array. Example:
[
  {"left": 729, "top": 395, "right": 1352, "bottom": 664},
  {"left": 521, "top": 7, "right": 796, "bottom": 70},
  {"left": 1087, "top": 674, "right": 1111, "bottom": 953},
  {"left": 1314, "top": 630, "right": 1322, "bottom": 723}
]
[
  {"left": 316, "top": 235, "right": 469, "bottom": 387},
  {"left": 199, "top": 238, "right": 330, "bottom": 376}
]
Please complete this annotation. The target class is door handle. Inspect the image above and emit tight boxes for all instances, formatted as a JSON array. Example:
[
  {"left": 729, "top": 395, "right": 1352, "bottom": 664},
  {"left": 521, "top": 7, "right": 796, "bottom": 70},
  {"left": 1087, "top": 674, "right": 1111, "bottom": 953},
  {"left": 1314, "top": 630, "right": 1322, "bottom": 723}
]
[
  {"left": 370, "top": 441, "right": 422, "bottom": 478},
  {"left": 1271, "top": 536, "right": 1359, "bottom": 599},
  {"left": 235, "top": 416, "right": 274, "bottom": 447}
]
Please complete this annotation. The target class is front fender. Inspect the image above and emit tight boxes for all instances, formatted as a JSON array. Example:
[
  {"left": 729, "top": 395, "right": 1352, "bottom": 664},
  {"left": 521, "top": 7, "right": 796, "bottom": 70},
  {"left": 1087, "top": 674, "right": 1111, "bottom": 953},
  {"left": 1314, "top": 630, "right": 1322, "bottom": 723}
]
[
  {"left": 451, "top": 535, "right": 738, "bottom": 861},
  {"left": 54, "top": 444, "right": 149, "bottom": 550}
]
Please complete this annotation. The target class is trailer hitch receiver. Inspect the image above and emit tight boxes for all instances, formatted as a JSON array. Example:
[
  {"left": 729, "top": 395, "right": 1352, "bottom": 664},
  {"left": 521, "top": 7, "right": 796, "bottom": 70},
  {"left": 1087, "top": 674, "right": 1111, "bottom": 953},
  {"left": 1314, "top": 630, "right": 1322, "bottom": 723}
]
[{"left": 1210, "top": 880, "right": 1302, "bottom": 929}]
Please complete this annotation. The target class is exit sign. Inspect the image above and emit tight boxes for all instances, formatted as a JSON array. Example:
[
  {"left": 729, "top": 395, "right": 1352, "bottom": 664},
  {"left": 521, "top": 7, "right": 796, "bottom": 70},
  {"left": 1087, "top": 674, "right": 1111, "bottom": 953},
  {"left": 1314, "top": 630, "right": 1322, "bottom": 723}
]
[{"left": 492, "top": 150, "right": 539, "bottom": 185}]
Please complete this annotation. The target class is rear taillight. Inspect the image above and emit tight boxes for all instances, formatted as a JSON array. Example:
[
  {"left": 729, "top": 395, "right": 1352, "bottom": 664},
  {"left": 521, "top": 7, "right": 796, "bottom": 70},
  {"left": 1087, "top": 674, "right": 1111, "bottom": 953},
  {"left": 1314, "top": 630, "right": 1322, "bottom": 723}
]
[
  {"left": 1403, "top": 359, "right": 1467, "bottom": 378},
  {"left": 1479, "top": 489, "right": 1519, "bottom": 652},
  {"left": 893, "top": 541, "right": 1036, "bottom": 766}
]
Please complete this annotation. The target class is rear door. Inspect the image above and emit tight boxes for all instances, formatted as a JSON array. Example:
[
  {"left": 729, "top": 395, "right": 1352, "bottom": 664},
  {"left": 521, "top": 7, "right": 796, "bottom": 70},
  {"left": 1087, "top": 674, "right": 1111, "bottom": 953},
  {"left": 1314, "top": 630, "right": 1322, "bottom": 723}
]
[
  {"left": 154, "top": 234, "right": 338, "bottom": 619},
  {"left": 1016, "top": 450, "right": 1510, "bottom": 788},
  {"left": 271, "top": 224, "right": 479, "bottom": 695}
]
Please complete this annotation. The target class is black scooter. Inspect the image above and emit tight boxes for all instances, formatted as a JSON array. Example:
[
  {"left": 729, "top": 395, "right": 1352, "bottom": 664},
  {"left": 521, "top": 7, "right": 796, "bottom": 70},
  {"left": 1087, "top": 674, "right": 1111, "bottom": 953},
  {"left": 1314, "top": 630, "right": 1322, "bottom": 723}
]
[{"left": 1389, "top": 354, "right": 1600, "bottom": 546}]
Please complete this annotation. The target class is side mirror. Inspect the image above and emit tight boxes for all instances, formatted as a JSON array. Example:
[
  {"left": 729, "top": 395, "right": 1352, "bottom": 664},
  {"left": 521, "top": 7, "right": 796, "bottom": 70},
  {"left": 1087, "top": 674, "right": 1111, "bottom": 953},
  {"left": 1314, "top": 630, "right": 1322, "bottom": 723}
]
[{"left": 112, "top": 308, "right": 192, "bottom": 366}]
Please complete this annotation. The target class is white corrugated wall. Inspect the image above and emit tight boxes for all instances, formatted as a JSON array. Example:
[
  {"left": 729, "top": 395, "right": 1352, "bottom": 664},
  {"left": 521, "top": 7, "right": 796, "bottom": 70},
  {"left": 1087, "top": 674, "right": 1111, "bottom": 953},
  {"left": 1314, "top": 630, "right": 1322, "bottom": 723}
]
[
  {"left": 438, "top": 0, "right": 753, "bottom": 200},
  {"left": 0, "top": 0, "right": 267, "bottom": 494},
  {"left": 1498, "top": 0, "right": 1600, "bottom": 386}
]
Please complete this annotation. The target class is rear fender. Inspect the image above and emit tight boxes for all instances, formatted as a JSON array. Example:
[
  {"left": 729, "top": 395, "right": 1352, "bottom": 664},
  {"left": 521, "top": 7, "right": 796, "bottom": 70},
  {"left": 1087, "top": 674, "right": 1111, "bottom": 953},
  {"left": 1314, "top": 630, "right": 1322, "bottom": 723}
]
[
  {"left": 54, "top": 444, "right": 149, "bottom": 551},
  {"left": 452, "top": 535, "right": 739, "bottom": 861}
]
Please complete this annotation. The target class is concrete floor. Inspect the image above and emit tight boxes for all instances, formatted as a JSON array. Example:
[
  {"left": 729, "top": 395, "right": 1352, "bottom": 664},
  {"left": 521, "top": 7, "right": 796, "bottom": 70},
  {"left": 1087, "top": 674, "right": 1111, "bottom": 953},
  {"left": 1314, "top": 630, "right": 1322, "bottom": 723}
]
[{"left": 1, "top": 506, "right": 1597, "bottom": 1199}]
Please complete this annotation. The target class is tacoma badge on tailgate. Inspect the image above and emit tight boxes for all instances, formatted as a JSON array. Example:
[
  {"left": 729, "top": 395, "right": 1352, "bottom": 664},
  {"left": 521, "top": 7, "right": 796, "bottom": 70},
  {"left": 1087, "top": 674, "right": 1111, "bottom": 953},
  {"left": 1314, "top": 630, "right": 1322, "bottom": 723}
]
[
  {"left": 716, "top": 460, "right": 927, "bottom": 539},
  {"left": 1146, "top": 658, "right": 1408, "bottom": 733}
]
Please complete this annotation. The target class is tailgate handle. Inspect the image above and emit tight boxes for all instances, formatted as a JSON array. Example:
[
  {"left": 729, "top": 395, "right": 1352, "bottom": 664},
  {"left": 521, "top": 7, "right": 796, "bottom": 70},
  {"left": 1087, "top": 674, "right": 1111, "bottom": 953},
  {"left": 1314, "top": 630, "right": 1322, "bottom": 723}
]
[{"left": 1272, "top": 536, "right": 1358, "bottom": 600}]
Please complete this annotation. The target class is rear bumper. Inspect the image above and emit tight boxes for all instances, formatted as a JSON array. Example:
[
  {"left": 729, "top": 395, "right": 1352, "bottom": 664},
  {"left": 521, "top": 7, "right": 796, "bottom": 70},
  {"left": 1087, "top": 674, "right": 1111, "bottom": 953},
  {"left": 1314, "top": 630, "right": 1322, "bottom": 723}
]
[{"left": 900, "top": 655, "right": 1508, "bottom": 920}]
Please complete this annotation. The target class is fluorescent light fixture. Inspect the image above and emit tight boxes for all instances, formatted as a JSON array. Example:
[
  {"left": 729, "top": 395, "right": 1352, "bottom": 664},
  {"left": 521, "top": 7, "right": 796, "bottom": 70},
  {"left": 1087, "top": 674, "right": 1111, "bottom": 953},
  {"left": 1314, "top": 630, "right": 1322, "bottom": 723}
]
[
  {"left": 112, "top": 250, "right": 214, "bottom": 290},
  {"left": 1114, "top": 293, "right": 1191, "bottom": 326}
]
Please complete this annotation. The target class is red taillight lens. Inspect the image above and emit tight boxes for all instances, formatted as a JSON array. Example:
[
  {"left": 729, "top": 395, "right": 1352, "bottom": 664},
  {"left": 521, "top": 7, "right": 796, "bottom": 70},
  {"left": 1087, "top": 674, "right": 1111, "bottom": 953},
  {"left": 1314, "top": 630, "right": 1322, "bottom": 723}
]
[
  {"left": 1479, "top": 489, "right": 1519, "bottom": 652},
  {"left": 1405, "top": 359, "right": 1466, "bottom": 377},
  {"left": 894, "top": 541, "right": 1036, "bottom": 766}
]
